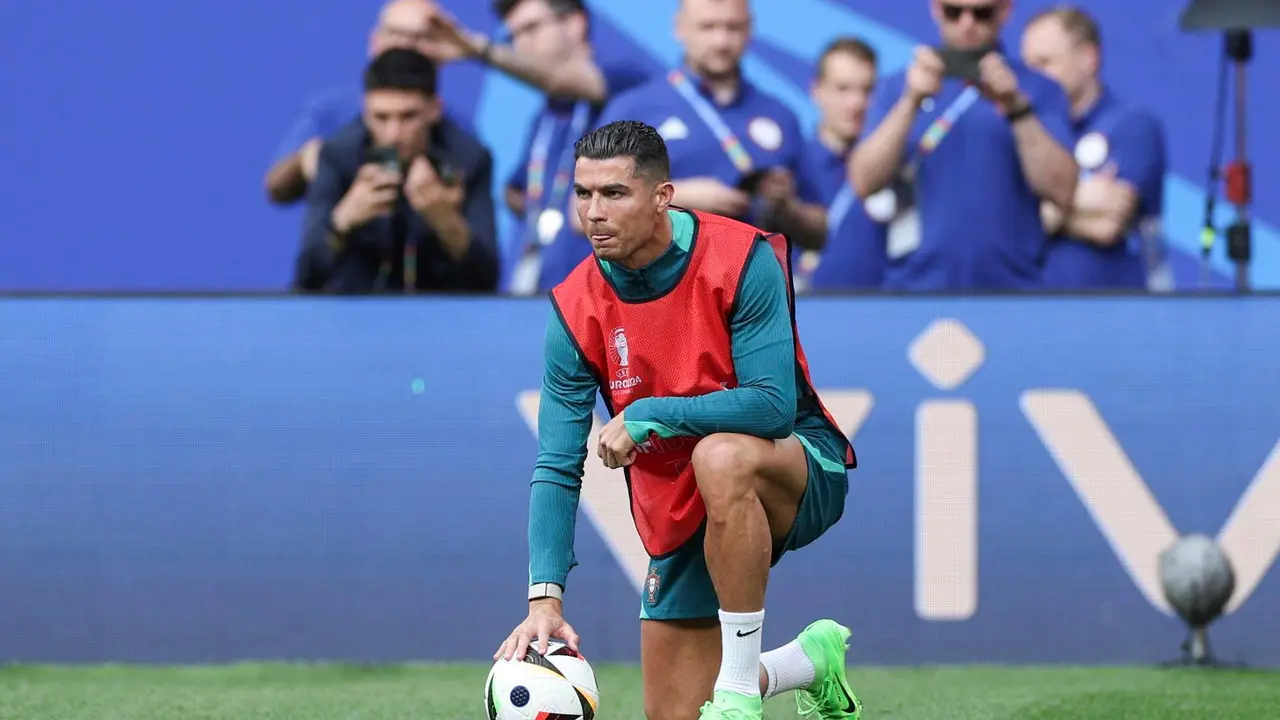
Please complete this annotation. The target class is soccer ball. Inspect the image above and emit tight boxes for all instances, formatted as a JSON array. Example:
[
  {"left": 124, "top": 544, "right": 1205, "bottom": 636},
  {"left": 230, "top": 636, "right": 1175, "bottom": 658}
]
[{"left": 484, "top": 640, "right": 600, "bottom": 720}]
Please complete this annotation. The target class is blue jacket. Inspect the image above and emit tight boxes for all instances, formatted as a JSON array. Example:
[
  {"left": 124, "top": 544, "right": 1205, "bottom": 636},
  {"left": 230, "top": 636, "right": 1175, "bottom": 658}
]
[{"left": 297, "top": 115, "right": 498, "bottom": 292}]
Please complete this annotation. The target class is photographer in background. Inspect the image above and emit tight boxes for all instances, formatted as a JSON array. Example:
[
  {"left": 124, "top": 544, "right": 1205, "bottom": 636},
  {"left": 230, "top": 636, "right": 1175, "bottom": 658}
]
[
  {"left": 850, "top": 0, "right": 1077, "bottom": 291},
  {"left": 296, "top": 49, "right": 498, "bottom": 293},
  {"left": 265, "top": 0, "right": 453, "bottom": 207}
]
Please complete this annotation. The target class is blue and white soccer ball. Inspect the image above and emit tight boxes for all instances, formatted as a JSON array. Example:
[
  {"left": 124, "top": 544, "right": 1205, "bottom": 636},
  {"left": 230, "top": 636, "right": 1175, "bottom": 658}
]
[{"left": 484, "top": 640, "right": 600, "bottom": 720}]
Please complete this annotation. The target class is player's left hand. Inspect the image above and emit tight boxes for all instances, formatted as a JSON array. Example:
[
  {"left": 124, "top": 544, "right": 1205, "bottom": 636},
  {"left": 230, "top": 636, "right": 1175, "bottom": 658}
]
[
  {"left": 597, "top": 412, "right": 637, "bottom": 470},
  {"left": 978, "top": 52, "right": 1024, "bottom": 114}
]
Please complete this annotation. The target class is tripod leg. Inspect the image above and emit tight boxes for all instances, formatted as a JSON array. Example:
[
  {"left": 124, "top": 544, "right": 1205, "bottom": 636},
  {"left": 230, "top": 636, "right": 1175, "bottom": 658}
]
[{"left": 1190, "top": 627, "right": 1210, "bottom": 665}]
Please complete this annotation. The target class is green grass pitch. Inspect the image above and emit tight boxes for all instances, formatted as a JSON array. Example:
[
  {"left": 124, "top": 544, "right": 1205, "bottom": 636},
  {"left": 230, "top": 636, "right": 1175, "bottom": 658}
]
[{"left": 1, "top": 663, "right": 1277, "bottom": 719}]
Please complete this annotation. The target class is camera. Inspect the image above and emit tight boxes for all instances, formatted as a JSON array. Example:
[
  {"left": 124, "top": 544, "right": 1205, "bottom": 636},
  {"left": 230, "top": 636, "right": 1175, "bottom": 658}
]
[
  {"left": 935, "top": 46, "right": 989, "bottom": 82},
  {"left": 363, "top": 145, "right": 458, "bottom": 186},
  {"left": 365, "top": 145, "right": 402, "bottom": 174}
]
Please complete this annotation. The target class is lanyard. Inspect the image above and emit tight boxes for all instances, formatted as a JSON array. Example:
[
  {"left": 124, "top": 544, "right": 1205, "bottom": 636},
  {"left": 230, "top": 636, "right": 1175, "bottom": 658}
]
[
  {"left": 667, "top": 69, "right": 754, "bottom": 175},
  {"left": 524, "top": 102, "right": 591, "bottom": 247},
  {"left": 918, "top": 86, "right": 981, "bottom": 156},
  {"left": 403, "top": 235, "right": 418, "bottom": 291},
  {"left": 373, "top": 207, "right": 418, "bottom": 292},
  {"left": 827, "top": 183, "right": 856, "bottom": 236},
  {"left": 797, "top": 183, "right": 856, "bottom": 291}
]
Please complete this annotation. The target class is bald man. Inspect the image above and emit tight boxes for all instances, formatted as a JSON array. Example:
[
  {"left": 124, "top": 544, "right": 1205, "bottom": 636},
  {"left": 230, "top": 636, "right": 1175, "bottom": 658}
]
[
  {"left": 591, "top": 0, "right": 828, "bottom": 248},
  {"left": 264, "top": 0, "right": 459, "bottom": 206},
  {"left": 419, "top": 0, "right": 660, "bottom": 294}
]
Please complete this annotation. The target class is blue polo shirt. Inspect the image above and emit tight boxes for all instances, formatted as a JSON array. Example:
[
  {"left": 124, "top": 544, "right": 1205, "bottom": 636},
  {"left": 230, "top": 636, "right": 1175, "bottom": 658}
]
[
  {"left": 593, "top": 65, "right": 820, "bottom": 210},
  {"left": 797, "top": 135, "right": 851, "bottom": 207},
  {"left": 799, "top": 138, "right": 886, "bottom": 290},
  {"left": 863, "top": 55, "right": 1074, "bottom": 290},
  {"left": 1042, "top": 89, "right": 1166, "bottom": 291},
  {"left": 503, "top": 52, "right": 658, "bottom": 293},
  {"left": 272, "top": 88, "right": 362, "bottom": 163}
]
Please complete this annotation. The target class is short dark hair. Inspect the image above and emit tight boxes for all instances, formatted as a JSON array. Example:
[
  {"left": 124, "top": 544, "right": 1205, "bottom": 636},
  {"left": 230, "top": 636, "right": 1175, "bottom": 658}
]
[
  {"left": 363, "top": 48, "right": 438, "bottom": 97},
  {"left": 816, "top": 37, "right": 877, "bottom": 79},
  {"left": 493, "top": 0, "right": 587, "bottom": 20},
  {"left": 574, "top": 121, "right": 671, "bottom": 182},
  {"left": 1027, "top": 5, "right": 1102, "bottom": 49}
]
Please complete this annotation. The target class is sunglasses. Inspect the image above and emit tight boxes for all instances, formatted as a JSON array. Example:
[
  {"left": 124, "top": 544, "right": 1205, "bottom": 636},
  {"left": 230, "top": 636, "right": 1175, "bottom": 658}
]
[{"left": 940, "top": 3, "right": 998, "bottom": 22}]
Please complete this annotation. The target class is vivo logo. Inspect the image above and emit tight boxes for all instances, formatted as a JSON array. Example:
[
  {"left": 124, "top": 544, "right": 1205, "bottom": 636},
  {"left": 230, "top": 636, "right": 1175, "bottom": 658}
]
[{"left": 516, "top": 319, "right": 1280, "bottom": 621}]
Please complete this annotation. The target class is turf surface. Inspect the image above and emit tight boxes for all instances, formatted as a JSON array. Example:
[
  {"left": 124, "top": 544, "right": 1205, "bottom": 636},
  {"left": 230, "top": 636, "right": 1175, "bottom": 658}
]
[{"left": 0, "top": 663, "right": 1276, "bottom": 719}]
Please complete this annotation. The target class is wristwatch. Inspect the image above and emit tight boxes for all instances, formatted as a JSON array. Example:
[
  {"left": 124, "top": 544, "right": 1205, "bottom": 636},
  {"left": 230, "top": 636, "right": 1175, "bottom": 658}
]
[
  {"left": 474, "top": 35, "right": 494, "bottom": 64},
  {"left": 1005, "top": 100, "right": 1034, "bottom": 123},
  {"left": 528, "top": 582, "right": 564, "bottom": 601},
  {"left": 325, "top": 215, "right": 348, "bottom": 252}
]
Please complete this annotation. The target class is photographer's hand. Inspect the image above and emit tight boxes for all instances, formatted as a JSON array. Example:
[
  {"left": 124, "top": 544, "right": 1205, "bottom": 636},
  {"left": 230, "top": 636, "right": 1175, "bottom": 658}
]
[
  {"left": 752, "top": 167, "right": 828, "bottom": 250},
  {"left": 331, "top": 164, "right": 400, "bottom": 236},
  {"left": 405, "top": 156, "right": 470, "bottom": 260}
]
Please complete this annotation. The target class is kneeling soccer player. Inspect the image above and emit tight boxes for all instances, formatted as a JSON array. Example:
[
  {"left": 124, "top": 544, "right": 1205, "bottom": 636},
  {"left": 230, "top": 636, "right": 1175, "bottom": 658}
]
[{"left": 495, "top": 120, "right": 862, "bottom": 720}]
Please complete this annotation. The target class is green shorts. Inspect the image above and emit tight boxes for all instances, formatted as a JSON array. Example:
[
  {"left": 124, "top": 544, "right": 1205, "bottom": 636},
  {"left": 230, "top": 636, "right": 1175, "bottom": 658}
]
[{"left": 638, "top": 431, "right": 850, "bottom": 621}]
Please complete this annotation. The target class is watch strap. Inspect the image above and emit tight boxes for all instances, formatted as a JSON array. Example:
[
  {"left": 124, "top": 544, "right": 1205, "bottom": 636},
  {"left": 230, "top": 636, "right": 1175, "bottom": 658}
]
[
  {"left": 528, "top": 582, "right": 563, "bottom": 601},
  {"left": 1005, "top": 101, "right": 1034, "bottom": 123}
]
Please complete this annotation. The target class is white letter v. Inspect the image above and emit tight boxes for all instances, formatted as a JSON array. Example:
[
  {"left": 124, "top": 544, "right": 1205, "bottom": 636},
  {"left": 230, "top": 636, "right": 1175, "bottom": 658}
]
[{"left": 1022, "top": 389, "right": 1280, "bottom": 615}]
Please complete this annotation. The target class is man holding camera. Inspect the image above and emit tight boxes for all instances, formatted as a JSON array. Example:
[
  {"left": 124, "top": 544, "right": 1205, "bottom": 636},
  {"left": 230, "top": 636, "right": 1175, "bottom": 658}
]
[
  {"left": 296, "top": 49, "right": 498, "bottom": 293},
  {"left": 850, "top": 0, "right": 1078, "bottom": 291},
  {"left": 265, "top": 0, "right": 458, "bottom": 207}
]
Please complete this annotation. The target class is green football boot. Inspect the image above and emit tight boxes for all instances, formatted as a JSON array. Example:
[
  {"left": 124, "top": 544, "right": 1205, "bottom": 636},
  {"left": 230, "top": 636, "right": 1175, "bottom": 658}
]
[
  {"left": 794, "top": 619, "right": 863, "bottom": 720},
  {"left": 698, "top": 690, "right": 764, "bottom": 720}
]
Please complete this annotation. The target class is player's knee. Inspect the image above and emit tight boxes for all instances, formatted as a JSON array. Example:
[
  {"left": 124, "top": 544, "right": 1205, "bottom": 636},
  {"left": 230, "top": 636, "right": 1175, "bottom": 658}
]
[{"left": 691, "top": 433, "right": 763, "bottom": 513}]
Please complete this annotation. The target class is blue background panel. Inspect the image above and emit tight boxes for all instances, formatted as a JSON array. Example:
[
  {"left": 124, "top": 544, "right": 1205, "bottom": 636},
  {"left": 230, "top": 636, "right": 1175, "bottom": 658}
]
[{"left": 1, "top": 297, "right": 1277, "bottom": 665}]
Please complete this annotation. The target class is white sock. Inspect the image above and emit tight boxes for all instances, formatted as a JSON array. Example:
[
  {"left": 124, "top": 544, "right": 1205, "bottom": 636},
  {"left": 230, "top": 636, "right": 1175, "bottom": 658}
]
[
  {"left": 760, "top": 639, "right": 816, "bottom": 699},
  {"left": 714, "top": 609, "right": 766, "bottom": 697}
]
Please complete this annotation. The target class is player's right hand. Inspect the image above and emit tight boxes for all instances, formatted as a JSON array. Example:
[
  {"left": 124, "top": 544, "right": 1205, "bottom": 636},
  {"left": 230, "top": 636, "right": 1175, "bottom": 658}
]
[
  {"left": 495, "top": 598, "right": 580, "bottom": 662},
  {"left": 331, "top": 163, "right": 401, "bottom": 234},
  {"left": 904, "top": 46, "right": 944, "bottom": 103}
]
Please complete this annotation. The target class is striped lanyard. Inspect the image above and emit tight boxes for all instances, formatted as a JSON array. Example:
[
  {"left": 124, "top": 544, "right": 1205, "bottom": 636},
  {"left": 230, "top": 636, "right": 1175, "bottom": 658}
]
[
  {"left": 667, "top": 69, "right": 754, "bottom": 175},
  {"left": 917, "top": 86, "right": 981, "bottom": 156},
  {"left": 524, "top": 102, "right": 591, "bottom": 247},
  {"left": 403, "top": 236, "right": 418, "bottom": 292},
  {"left": 375, "top": 211, "right": 417, "bottom": 293}
]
